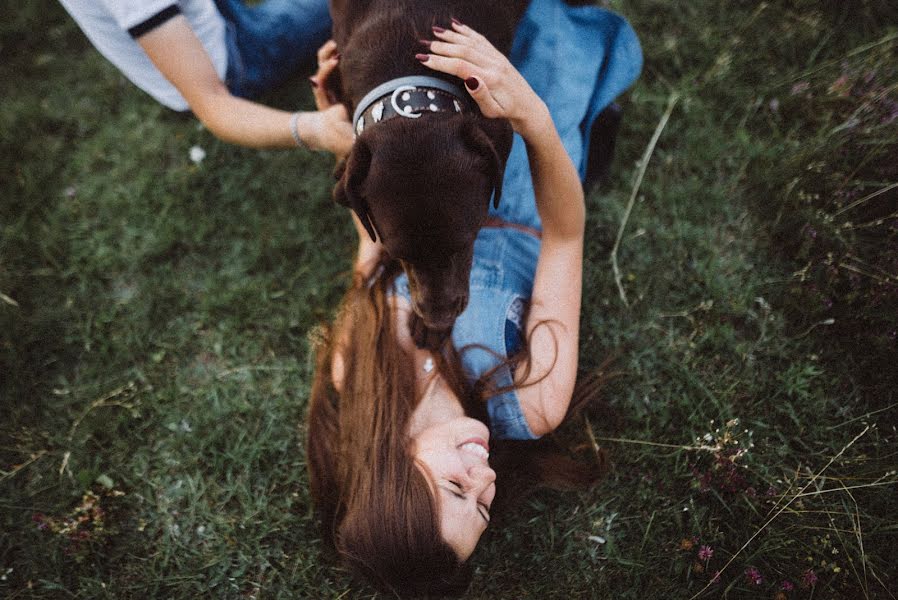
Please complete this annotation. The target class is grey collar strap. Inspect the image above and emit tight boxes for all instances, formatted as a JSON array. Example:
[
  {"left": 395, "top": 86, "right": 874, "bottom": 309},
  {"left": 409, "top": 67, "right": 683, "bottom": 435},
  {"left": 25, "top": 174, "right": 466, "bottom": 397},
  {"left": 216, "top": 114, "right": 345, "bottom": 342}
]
[{"left": 352, "top": 76, "right": 471, "bottom": 137}]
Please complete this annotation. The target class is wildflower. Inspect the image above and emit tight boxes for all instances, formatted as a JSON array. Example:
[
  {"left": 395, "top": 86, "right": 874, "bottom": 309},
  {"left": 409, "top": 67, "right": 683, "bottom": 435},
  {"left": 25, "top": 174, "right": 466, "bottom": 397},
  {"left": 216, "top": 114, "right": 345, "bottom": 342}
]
[
  {"left": 680, "top": 538, "right": 695, "bottom": 551},
  {"left": 790, "top": 81, "right": 810, "bottom": 96},
  {"left": 828, "top": 75, "right": 851, "bottom": 96},
  {"left": 32, "top": 513, "right": 48, "bottom": 531},
  {"left": 189, "top": 145, "right": 206, "bottom": 164},
  {"left": 781, "top": 580, "right": 795, "bottom": 591},
  {"left": 745, "top": 566, "right": 763, "bottom": 586},
  {"left": 698, "top": 545, "right": 714, "bottom": 562},
  {"left": 693, "top": 562, "right": 705, "bottom": 574},
  {"left": 769, "top": 98, "right": 780, "bottom": 112},
  {"left": 774, "top": 593, "right": 787, "bottom": 600},
  {"left": 802, "top": 569, "right": 818, "bottom": 587},
  {"left": 710, "top": 571, "right": 721, "bottom": 585}
]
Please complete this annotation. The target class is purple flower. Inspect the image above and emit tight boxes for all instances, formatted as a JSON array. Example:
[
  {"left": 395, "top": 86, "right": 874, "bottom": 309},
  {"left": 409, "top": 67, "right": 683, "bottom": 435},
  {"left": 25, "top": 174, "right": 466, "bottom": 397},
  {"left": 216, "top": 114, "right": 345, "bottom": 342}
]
[
  {"left": 781, "top": 580, "right": 795, "bottom": 591},
  {"left": 745, "top": 566, "right": 763, "bottom": 586},
  {"left": 698, "top": 545, "right": 714, "bottom": 561},
  {"left": 710, "top": 571, "right": 721, "bottom": 585},
  {"left": 802, "top": 569, "right": 818, "bottom": 587},
  {"left": 32, "top": 513, "right": 49, "bottom": 531}
]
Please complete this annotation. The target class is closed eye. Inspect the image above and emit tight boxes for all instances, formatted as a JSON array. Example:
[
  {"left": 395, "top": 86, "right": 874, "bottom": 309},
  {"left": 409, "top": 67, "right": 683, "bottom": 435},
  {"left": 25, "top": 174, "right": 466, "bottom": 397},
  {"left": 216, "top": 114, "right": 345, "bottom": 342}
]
[
  {"left": 478, "top": 502, "right": 490, "bottom": 523},
  {"left": 447, "top": 480, "right": 490, "bottom": 525},
  {"left": 447, "top": 480, "right": 466, "bottom": 499}
]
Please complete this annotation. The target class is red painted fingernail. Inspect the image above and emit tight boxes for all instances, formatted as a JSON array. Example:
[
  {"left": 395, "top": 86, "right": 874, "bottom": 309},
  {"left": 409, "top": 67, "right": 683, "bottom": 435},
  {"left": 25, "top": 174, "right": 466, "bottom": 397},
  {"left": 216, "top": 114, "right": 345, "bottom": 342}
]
[
  {"left": 451, "top": 17, "right": 464, "bottom": 27},
  {"left": 415, "top": 53, "right": 430, "bottom": 63},
  {"left": 308, "top": 77, "right": 319, "bottom": 88},
  {"left": 465, "top": 77, "right": 479, "bottom": 90},
  {"left": 432, "top": 25, "right": 446, "bottom": 33},
  {"left": 418, "top": 39, "right": 432, "bottom": 48},
  {"left": 334, "top": 52, "right": 341, "bottom": 60}
]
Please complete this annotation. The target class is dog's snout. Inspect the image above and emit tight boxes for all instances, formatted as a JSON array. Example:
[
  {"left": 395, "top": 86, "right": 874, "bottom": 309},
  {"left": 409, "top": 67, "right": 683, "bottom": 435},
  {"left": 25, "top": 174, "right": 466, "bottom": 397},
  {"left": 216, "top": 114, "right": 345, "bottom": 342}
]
[{"left": 415, "top": 293, "right": 467, "bottom": 331}]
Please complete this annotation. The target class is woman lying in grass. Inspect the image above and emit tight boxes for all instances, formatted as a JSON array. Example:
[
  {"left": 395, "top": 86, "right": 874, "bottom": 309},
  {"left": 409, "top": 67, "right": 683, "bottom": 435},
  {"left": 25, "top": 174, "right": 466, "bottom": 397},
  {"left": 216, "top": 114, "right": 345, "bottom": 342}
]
[{"left": 305, "top": 6, "right": 641, "bottom": 595}]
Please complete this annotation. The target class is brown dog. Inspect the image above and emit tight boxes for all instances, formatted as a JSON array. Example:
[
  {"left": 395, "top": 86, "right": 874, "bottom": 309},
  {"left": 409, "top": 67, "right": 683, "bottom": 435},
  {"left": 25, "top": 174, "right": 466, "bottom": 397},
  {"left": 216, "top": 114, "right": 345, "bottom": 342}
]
[{"left": 329, "top": 1, "right": 529, "bottom": 348}]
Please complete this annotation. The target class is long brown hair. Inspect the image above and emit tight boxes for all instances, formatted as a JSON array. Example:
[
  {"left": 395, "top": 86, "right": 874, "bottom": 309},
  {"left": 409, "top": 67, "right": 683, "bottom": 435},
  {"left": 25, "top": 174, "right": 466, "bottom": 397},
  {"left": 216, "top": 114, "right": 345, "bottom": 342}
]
[{"left": 306, "top": 255, "right": 608, "bottom": 596}]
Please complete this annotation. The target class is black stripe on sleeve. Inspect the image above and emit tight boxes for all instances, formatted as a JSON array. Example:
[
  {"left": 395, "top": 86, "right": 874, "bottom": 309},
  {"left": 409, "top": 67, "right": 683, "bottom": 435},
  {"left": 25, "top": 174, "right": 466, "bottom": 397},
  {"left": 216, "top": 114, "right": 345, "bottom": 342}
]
[{"left": 128, "top": 5, "right": 182, "bottom": 38}]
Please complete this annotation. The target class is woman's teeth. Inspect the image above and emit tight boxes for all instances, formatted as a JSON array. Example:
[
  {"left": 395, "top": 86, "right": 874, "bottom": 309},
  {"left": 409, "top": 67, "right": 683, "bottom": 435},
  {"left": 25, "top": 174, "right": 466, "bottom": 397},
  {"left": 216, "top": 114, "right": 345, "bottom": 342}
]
[{"left": 461, "top": 442, "right": 489, "bottom": 460}]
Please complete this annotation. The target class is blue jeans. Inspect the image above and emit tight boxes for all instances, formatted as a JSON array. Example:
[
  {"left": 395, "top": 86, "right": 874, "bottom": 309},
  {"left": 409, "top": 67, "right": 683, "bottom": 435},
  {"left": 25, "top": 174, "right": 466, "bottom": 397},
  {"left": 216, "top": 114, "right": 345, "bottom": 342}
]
[{"left": 216, "top": 0, "right": 332, "bottom": 99}]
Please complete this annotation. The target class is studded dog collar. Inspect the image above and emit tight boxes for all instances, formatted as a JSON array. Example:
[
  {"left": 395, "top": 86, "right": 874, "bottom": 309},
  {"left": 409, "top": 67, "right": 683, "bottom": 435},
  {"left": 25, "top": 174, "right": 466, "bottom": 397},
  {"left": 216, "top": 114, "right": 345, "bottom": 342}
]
[{"left": 352, "top": 76, "right": 472, "bottom": 137}]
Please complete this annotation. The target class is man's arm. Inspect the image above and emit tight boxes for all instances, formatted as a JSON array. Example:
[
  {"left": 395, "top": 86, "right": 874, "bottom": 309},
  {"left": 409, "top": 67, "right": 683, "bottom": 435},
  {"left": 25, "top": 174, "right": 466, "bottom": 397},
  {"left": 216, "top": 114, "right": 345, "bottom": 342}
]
[{"left": 138, "top": 15, "right": 351, "bottom": 153}]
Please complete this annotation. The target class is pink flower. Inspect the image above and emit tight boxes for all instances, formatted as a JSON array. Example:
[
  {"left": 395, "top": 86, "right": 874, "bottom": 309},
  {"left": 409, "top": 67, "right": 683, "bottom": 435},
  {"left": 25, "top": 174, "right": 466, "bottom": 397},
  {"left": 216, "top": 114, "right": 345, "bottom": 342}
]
[
  {"left": 802, "top": 569, "right": 818, "bottom": 587},
  {"left": 745, "top": 566, "right": 763, "bottom": 586},
  {"left": 710, "top": 571, "right": 721, "bottom": 585},
  {"left": 697, "top": 545, "right": 714, "bottom": 561},
  {"left": 790, "top": 82, "right": 810, "bottom": 96},
  {"left": 781, "top": 580, "right": 795, "bottom": 591}
]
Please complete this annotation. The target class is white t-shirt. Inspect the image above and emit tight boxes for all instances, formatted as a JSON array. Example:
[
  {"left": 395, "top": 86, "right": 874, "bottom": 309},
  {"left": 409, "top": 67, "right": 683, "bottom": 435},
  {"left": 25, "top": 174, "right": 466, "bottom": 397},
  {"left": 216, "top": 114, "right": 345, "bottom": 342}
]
[{"left": 58, "top": 0, "right": 228, "bottom": 111}]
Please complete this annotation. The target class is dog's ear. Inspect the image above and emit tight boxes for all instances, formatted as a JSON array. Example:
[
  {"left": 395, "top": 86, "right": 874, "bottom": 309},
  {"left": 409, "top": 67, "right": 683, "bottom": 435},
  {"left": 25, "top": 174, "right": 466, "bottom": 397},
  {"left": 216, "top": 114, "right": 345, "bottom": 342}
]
[
  {"left": 333, "top": 138, "right": 377, "bottom": 242},
  {"left": 464, "top": 118, "right": 513, "bottom": 209}
]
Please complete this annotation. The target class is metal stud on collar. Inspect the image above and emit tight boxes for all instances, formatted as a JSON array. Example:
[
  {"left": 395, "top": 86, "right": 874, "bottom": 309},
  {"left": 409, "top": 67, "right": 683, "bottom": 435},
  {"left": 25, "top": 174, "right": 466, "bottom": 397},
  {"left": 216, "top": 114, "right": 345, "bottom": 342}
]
[{"left": 391, "top": 85, "right": 423, "bottom": 119}]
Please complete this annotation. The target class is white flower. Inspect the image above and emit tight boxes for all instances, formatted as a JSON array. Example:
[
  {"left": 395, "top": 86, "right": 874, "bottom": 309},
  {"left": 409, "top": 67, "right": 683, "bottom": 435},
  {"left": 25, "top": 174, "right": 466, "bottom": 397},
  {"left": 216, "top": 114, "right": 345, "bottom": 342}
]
[{"left": 189, "top": 145, "right": 206, "bottom": 164}]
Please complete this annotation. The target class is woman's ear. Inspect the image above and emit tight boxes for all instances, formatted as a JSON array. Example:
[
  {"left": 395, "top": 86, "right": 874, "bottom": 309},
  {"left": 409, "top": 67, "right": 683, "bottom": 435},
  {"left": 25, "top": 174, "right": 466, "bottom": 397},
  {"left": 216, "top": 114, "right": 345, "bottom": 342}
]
[
  {"left": 333, "top": 137, "right": 377, "bottom": 241},
  {"left": 462, "top": 117, "right": 513, "bottom": 208}
]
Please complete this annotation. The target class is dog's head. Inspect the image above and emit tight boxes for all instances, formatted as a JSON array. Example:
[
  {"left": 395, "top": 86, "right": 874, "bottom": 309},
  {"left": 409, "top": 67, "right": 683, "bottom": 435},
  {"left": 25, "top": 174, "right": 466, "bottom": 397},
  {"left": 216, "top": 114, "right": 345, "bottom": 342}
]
[{"left": 334, "top": 112, "right": 513, "bottom": 340}]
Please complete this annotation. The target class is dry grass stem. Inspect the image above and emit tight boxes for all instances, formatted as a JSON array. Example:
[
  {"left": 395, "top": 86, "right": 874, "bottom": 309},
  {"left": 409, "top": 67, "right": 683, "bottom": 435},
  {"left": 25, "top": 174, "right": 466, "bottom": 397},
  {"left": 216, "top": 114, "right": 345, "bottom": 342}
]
[
  {"left": 0, "top": 450, "right": 47, "bottom": 483},
  {"left": 611, "top": 92, "right": 679, "bottom": 307},
  {"left": 688, "top": 425, "right": 871, "bottom": 600}
]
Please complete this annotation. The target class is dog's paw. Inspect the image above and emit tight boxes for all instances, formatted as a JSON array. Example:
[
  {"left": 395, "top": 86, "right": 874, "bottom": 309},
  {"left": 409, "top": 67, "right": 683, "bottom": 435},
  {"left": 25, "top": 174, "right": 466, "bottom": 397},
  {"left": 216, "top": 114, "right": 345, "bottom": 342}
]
[{"left": 409, "top": 313, "right": 451, "bottom": 351}]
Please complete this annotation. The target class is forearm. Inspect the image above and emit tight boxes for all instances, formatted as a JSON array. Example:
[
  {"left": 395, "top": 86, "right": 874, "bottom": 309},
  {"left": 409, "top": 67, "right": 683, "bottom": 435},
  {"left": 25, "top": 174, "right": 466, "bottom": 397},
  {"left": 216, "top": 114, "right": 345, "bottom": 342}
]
[
  {"left": 193, "top": 91, "right": 350, "bottom": 153},
  {"left": 191, "top": 90, "right": 298, "bottom": 147},
  {"left": 519, "top": 106, "right": 586, "bottom": 241},
  {"left": 139, "top": 17, "right": 352, "bottom": 154}
]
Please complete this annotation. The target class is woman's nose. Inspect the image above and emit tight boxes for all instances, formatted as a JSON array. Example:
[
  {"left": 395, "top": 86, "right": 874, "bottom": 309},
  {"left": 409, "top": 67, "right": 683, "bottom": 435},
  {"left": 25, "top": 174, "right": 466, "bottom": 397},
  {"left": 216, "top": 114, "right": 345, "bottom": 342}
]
[{"left": 468, "top": 463, "right": 496, "bottom": 488}]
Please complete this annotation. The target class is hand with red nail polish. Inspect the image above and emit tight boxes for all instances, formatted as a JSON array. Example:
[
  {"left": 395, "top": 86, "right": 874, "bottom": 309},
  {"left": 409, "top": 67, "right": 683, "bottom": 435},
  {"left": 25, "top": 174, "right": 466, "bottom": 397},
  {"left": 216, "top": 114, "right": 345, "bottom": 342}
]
[{"left": 418, "top": 21, "right": 548, "bottom": 138}]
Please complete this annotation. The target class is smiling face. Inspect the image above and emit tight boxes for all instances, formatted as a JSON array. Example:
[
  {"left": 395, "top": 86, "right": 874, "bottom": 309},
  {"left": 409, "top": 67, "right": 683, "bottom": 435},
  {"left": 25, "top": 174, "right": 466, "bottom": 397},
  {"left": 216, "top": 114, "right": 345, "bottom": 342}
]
[{"left": 412, "top": 415, "right": 496, "bottom": 560}]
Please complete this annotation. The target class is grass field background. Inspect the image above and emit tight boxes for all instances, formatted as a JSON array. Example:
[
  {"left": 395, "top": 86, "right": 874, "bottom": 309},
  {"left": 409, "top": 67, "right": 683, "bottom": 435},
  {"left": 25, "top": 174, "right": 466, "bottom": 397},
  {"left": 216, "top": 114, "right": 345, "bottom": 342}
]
[{"left": 2, "top": 0, "right": 896, "bottom": 598}]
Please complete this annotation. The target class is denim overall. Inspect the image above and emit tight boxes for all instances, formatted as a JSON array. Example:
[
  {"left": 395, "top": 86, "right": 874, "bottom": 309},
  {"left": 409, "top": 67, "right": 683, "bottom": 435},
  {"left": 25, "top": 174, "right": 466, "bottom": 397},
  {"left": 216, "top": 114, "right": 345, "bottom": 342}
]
[
  {"left": 391, "top": 0, "right": 641, "bottom": 439},
  {"left": 393, "top": 226, "right": 542, "bottom": 439}
]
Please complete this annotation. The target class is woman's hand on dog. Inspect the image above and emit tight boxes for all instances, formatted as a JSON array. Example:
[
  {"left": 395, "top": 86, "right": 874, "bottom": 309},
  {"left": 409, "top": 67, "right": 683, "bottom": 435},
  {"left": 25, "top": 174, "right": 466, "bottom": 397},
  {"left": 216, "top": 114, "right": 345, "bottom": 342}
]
[
  {"left": 305, "top": 40, "right": 354, "bottom": 158},
  {"left": 419, "top": 21, "right": 551, "bottom": 141}
]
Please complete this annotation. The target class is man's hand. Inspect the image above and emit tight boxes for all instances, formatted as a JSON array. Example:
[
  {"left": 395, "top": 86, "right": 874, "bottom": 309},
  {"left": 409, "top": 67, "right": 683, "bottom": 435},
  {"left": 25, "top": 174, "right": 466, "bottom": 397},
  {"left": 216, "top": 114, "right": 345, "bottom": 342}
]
[{"left": 305, "top": 40, "right": 353, "bottom": 157}]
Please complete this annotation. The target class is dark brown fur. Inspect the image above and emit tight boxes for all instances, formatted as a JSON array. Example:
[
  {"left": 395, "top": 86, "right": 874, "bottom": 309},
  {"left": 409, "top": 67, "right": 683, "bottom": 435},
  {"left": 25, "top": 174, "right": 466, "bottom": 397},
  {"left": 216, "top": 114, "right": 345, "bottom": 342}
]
[{"left": 330, "top": 0, "right": 529, "bottom": 346}]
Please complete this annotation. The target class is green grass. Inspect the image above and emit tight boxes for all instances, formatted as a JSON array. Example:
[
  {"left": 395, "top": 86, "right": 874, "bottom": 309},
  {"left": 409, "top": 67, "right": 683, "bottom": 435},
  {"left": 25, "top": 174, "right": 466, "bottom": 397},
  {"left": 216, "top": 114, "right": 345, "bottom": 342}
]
[{"left": 2, "top": 0, "right": 896, "bottom": 598}]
